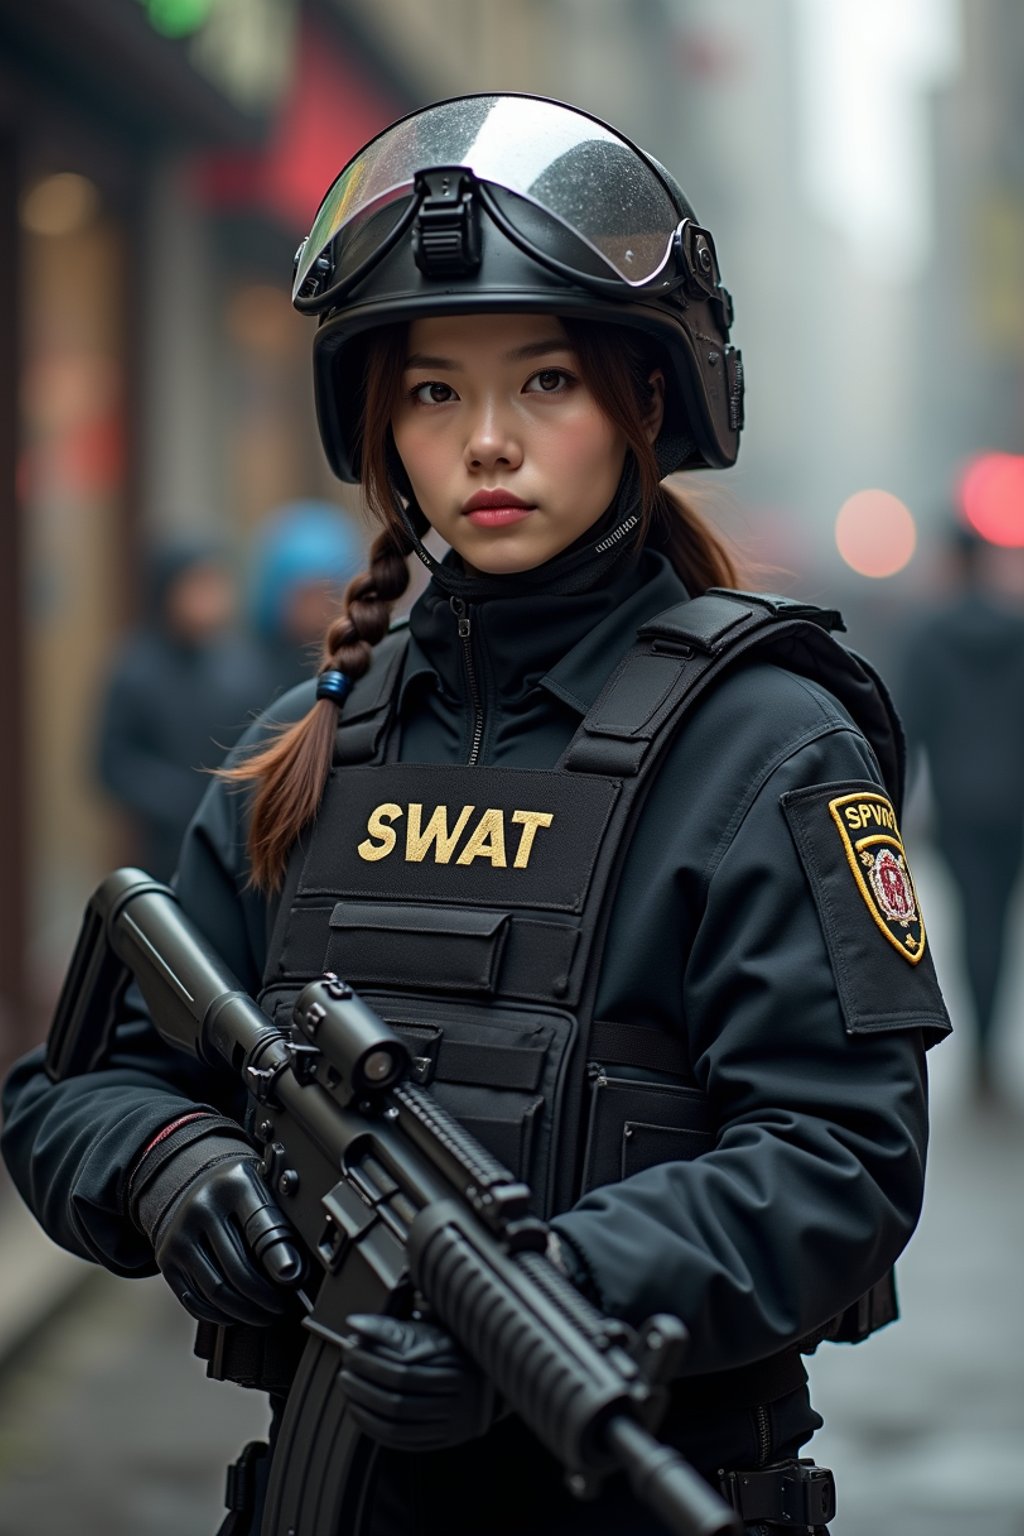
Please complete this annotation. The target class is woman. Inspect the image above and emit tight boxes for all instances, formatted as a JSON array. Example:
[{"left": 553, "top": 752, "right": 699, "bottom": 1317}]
[{"left": 2, "top": 95, "right": 950, "bottom": 1535}]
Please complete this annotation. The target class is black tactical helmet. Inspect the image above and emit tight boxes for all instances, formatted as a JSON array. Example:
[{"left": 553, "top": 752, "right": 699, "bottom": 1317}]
[{"left": 293, "top": 92, "right": 743, "bottom": 483}]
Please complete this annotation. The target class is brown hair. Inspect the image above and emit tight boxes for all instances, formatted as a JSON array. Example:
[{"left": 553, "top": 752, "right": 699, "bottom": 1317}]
[
  {"left": 560, "top": 319, "right": 740, "bottom": 593},
  {"left": 227, "top": 317, "right": 741, "bottom": 890}
]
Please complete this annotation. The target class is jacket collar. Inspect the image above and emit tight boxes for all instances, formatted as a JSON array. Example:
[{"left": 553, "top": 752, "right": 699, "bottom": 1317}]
[{"left": 401, "top": 548, "right": 689, "bottom": 720}]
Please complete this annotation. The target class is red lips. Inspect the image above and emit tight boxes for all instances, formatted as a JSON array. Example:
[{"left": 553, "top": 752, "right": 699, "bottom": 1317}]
[{"left": 461, "top": 489, "right": 535, "bottom": 514}]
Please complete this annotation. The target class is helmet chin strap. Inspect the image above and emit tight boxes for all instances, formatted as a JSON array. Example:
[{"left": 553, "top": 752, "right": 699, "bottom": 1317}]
[{"left": 392, "top": 452, "right": 688, "bottom": 602}]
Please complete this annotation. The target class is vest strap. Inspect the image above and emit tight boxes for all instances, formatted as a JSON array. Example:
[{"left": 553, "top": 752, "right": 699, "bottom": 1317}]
[
  {"left": 642, "top": 590, "right": 843, "bottom": 654},
  {"left": 560, "top": 590, "right": 901, "bottom": 806},
  {"left": 332, "top": 624, "right": 411, "bottom": 766},
  {"left": 589, "top": 1019, "right": 693, "bottom": 1078}
]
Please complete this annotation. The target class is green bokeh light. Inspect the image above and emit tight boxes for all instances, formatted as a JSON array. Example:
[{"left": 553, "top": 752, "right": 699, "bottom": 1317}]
[{"left": 138, "top": 0, "right": 216, "bottom": 39}]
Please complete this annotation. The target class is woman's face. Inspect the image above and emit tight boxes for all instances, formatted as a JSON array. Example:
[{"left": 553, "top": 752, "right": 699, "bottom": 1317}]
[{"left": 390, "top": 313, "right": 631, "bottom": 576}]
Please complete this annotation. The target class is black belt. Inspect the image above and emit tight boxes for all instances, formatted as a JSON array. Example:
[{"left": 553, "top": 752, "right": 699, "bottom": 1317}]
[{"left": 682, "top": 1344, "right": 808, "bottom": 1413}]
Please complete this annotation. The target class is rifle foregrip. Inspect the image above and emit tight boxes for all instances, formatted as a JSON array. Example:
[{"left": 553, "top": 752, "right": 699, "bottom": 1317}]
[
  {"left": 409, "top": 1208, "right": 739, "bottom": 1536},
  {"left": 407, "top": 1211, "right": 730, "bottom": 1536},
  {"left": 411, "top": 1208, "right": 627, "bottom": 1467}
]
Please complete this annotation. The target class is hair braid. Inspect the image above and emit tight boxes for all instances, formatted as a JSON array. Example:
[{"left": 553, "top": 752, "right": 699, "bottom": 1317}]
[{"left": 222, "top": 524, "right": 412, "bottom": 891}]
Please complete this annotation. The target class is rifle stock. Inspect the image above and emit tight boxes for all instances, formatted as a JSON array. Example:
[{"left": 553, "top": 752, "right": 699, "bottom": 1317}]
[{"left": 49, "top": 869, "right": 741, "bottom": 1536}]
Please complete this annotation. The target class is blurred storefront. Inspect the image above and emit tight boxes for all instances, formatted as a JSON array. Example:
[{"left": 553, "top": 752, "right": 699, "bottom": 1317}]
[{"left": 0, "top": 0, "right": 404, "bottom": 1066}]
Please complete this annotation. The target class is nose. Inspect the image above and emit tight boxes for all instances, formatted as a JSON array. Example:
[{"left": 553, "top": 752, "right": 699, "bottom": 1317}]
[{"left": 464, "top": 396, "right": 523, "bottom": 473}]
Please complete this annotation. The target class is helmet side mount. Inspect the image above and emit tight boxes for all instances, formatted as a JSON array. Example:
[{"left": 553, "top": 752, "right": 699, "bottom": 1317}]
[
  {"left": 674, "top": 220, "right": 734, "bottom": 337},
  {"left": 294, "top": 240, "right": 332, "bottom": 303}
]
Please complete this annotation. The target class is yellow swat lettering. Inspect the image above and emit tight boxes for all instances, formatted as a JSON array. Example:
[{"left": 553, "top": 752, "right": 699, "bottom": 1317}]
[
  {"left": 357, "top": 803, "right": 555, "bottom": 867},
  {"left": 358, "top": 803, "right": 403, "bottom": 861},
  {"left": 456, "top": 808, "right": 507, "bottom": 866},
  {"left": 406, "top": 803, "right": 474, "bottom": 864},
  {"left": 511, "top": 810, "right": 555, "bottom": 868}
]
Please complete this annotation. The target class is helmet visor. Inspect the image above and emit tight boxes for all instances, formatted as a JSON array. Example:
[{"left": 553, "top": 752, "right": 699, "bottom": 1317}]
[{"left": 293, "top": 94, "right": 681, "bottom": 302}]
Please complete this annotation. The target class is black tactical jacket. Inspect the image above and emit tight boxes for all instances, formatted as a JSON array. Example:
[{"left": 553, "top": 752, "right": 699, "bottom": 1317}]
[{"left": 2, "top": 547, "right": 950, "bottom": 1507}]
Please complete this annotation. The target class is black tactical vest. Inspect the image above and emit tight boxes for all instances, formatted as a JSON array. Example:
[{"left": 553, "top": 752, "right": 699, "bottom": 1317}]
[{"left": 259, "top": 590, "right": 905, "bottom": 1346}]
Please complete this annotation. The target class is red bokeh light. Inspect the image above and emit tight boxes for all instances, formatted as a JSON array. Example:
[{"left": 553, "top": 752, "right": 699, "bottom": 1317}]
[
  {"left": 835, "top": 489, "right": 917, "bottom": 578},
  {"left": 959, "top": 453, "right": 1024, "bottom": 547}
]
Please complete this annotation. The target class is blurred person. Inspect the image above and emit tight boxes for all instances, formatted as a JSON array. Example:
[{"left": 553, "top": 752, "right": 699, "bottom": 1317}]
[
  {"left": 248, "top": 499, "right": 364, "bottom": 697},
  {"left": 95, "top": 538, "right": 268, "bottom": 881},
  {"left": 900, "top": 522, "right": 1024, "bottom": 1102},
  {"left": 4, "top": 94, "right": 951, "bottom": 1536}
]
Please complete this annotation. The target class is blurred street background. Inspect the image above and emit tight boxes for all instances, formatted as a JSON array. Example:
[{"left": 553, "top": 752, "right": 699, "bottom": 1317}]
[{"left": 2, "top": 0, "right": 1024, "bottom": 1531}]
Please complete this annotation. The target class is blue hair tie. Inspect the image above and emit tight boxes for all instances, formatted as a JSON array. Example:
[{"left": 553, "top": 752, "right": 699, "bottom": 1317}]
[{"left": 316, "top": 669, "right": 352, "bottom": 705}]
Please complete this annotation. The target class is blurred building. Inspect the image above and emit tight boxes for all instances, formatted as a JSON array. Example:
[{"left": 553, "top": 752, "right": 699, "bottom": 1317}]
[
  {"left": 0, "top": 0, "right": 404, "bottom": 1064},
  {"left": 927, "top": 1, "right": 1024, "bottom": 463}
]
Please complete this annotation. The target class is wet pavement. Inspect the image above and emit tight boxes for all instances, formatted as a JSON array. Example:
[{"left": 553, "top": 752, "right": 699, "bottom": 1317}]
[
  {"left": 0, "top": 1271, "right": 268, "bottom": 1536},
  {"left": 0, "top": 847, "right": 1022, "bottom": 1535},
  {"left": 807, "top": 846, "right": 1024, "bottom": 1536}
]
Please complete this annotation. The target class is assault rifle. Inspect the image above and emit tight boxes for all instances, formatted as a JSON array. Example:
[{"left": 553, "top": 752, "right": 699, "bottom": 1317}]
[{"left": 47, "top": 868, "right": 741, "bottom": 1536}]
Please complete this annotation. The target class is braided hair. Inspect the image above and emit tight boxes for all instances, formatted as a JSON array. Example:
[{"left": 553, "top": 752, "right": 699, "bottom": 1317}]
[{"left": 222, "top": 522, "right": 410, "bottom": 890}]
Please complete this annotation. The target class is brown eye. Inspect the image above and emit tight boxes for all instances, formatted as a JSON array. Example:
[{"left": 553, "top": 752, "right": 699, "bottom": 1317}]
[
  {"left": 526, "top": 368, "right": 571, "bottom": 394},
  {"left": 411, "top": 381, "right": 456, "bottom": 405}
]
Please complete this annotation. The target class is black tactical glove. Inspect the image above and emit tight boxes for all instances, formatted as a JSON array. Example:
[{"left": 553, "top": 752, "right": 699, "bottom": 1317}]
[
  {"left": 339, "top": 1315, "right": 499, "bottom": 1452},
  {"left": 129, "top": 1114, "right": 303, "bottom": 1327}
]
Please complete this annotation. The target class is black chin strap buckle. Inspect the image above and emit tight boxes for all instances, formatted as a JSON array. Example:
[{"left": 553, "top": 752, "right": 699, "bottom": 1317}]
[{"left": 413, "top": 167, "right": 482, "bottom": 278}]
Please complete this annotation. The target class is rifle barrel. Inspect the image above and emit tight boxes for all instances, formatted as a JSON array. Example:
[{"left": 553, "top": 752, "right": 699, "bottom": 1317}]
[{"left": 604, "top": 1417, "right": 743, "bottom": 1536}]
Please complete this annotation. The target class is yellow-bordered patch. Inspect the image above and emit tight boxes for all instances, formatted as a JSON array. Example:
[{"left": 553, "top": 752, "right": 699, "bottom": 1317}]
[{"left": 828, "top": 791, "right": 925, "bottom": 964}]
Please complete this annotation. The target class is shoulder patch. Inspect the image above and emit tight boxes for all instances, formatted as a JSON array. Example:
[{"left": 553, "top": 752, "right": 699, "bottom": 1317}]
[
  {"left": 828, "top": 791, "right": 925, "bottom": 964},
  {"left": 780, "top": 778, "right": 951, "bottom": 1044}
]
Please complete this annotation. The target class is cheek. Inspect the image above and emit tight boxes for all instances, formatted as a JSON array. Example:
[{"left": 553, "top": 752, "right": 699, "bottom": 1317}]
[
  {"left": 550, "top": 417, "right": 626, "bottom": 491},
  {"left": 392, "top": 421, "right": 446, "bottom": 503}
]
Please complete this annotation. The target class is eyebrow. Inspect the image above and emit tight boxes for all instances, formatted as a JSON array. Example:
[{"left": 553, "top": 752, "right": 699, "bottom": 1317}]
[{"left": 404, "top": 338, "right": 573, "bottom": 370}]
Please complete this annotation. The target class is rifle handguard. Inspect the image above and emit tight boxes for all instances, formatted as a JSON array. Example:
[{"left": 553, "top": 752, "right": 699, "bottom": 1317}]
[{"left": 408, "top": 1202, "right": 741, "bottom": 1536}]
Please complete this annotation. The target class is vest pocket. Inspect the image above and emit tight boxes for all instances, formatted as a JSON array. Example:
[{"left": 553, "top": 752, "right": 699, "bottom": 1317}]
[
  {"left": 580, "top": 1071, "right": 715, "bottom": 1194},
  {"left": 359, "top": 991, "right": 576, "bottom": 1216},
  {"left": 325, "top": 902, "right": 510, "bottom": 996}
]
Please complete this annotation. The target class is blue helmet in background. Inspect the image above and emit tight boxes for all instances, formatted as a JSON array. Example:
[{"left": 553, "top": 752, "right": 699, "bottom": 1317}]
[{"left": 249, "top": 501, "right": 364, "bottom": 641}]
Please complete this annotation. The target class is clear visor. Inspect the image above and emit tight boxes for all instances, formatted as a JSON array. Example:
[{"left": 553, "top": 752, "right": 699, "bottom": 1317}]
[{"left": 293, "top": 94, "right": 680, "bottom": 301}]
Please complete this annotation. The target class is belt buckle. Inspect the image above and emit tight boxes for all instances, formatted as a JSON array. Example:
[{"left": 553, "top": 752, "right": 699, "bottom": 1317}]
[{"left": 719, "top": 1458, "right": 836, "bottom": 1527}]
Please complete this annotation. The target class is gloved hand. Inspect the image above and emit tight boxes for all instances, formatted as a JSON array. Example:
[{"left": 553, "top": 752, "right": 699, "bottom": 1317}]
[
  {"left": 339, "top": 1315, "right": 498, "bottom": 1452},
  {"left": 129, "top": 1116, "right": 303, "bottom": 1327}
]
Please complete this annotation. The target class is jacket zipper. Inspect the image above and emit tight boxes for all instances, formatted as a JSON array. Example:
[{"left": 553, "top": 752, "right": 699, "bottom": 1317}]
[
  {"left": 450, "top": 596, "right": 485, "bottom": 766},
  {"left": 753, "top": 1402, "right": 772, "bottom": 1466}
]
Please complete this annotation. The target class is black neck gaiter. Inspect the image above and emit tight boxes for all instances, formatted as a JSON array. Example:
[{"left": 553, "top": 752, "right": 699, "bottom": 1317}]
[{"left": 396, "top": 458, "right": 649, "bottom": 603}]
